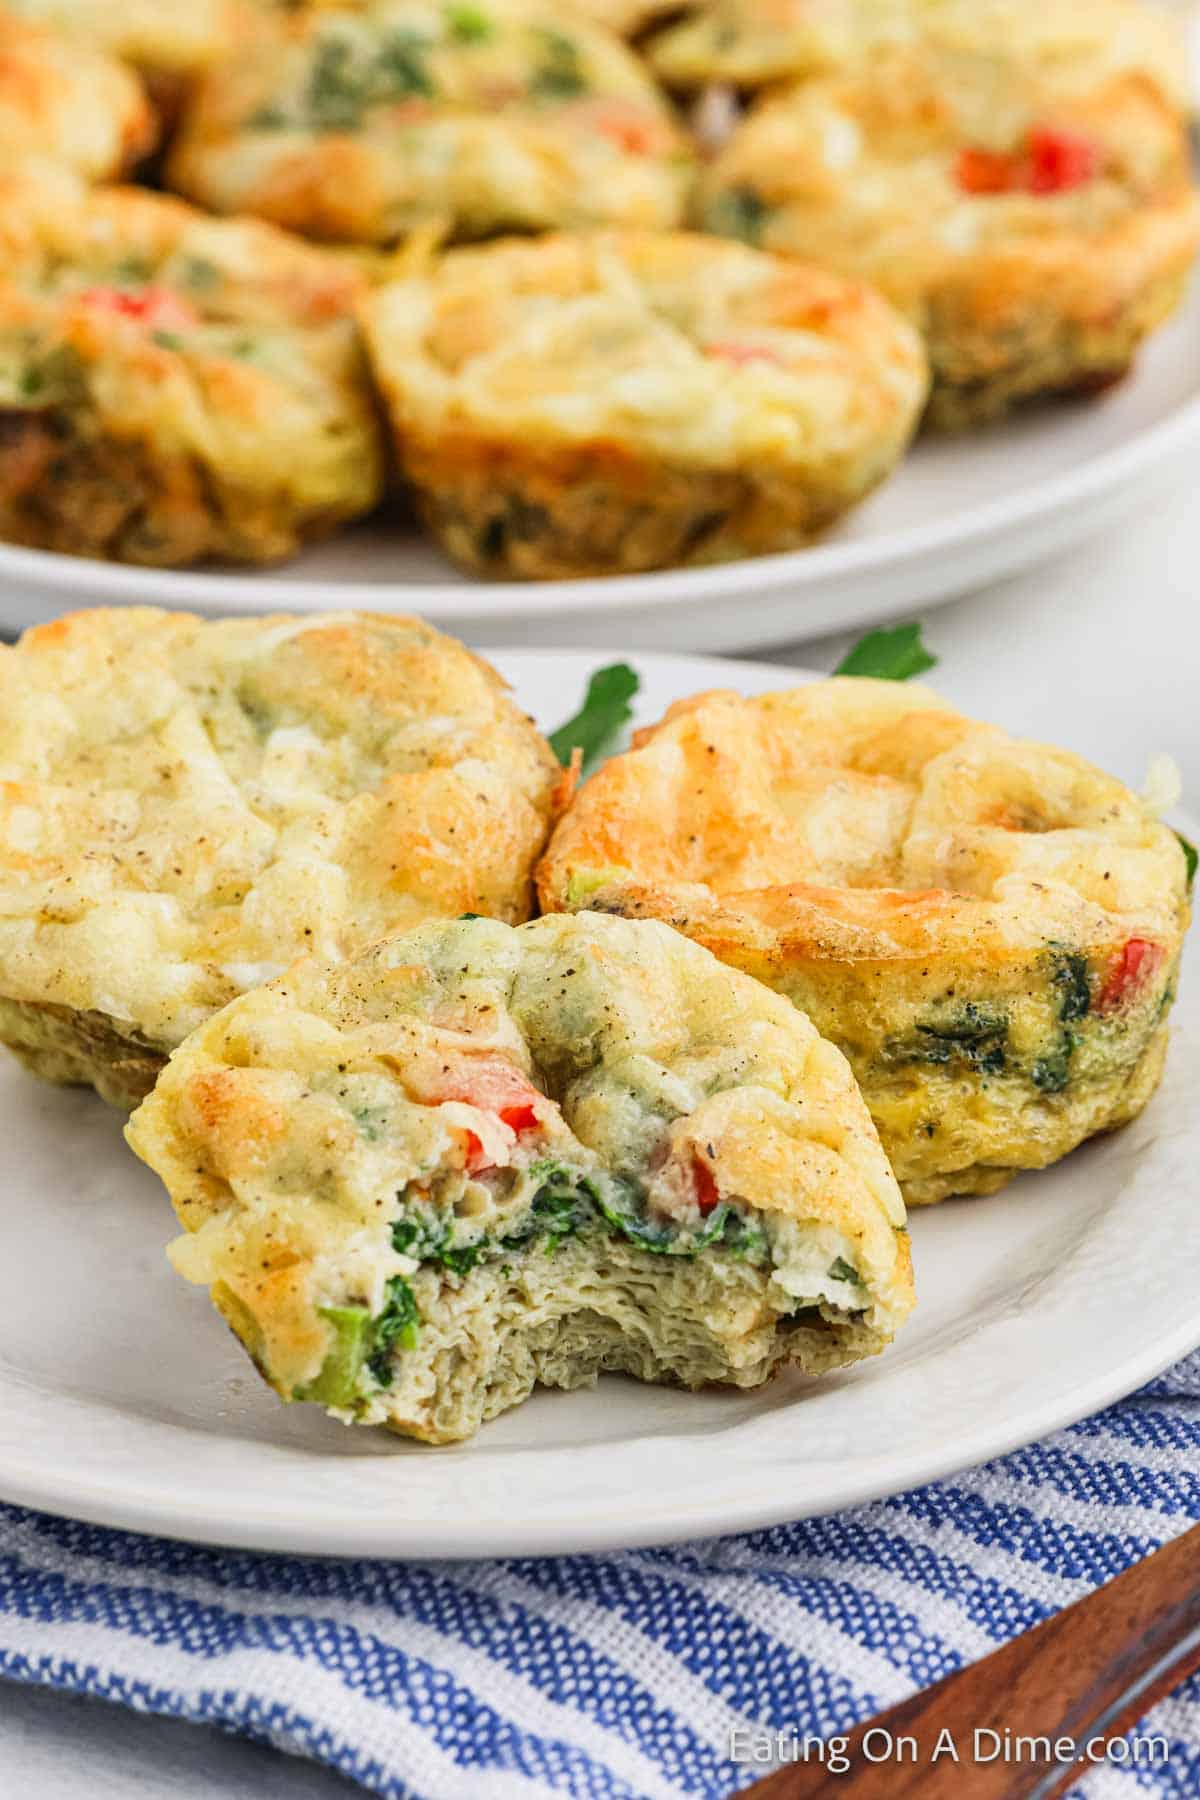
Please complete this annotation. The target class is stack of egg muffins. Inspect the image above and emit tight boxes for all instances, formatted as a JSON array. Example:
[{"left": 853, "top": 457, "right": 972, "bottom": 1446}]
[{"left": 0, "top": 0, "right": 1195, "bottom": 577}]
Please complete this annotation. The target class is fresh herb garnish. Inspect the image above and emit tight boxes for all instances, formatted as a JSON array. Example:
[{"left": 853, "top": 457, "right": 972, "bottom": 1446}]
[
  {"left": 548, "top": 663, "right": 639, "bottom": 774},
  {"left": 834, "top": 623, "right": 938, "bottom": 681}
]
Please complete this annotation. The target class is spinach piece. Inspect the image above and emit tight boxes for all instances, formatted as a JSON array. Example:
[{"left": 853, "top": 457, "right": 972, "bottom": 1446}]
[
  {"left": 828, "top": 1256, "right": 864, "bottom": 1288},
  {"left": 1176, "top": 830, "right": 1197, "bottom": 890},
  {"left": 501, "top": 1161, "right": 591, "bottom": 1254},
  {"left": 587, "top": 1176, "right": 746, "bottom": 1258},
  {"left": 706, "top": 185, "right": 769, "bottom": 246},
  {"left": 530, "top": 27, "right": 587, "bottom": 98},
  {"left": 1032, "top": 1037, "right": 1075, "bottom": 1095},
  {"left": 547, "top": 663, "right": 639, "bottom": 774},
  {"left": 834, "top": 623, "right": 937, "bottom": 681},
  {"left": 911, "top": 1003, "right": 1008, "bottom": 1075},
  {"left": 392, "top": 1208, "right": 481, "bottom": 1274},
  {"left": 303, "top": 28, "right": 433, "bottom": 131},
  {"left": 366, "top": 1276, "right": 421, "bottom": 1386},
  {"left": 1049, "top": 949, "right": 1091, "bottom": 1023}
]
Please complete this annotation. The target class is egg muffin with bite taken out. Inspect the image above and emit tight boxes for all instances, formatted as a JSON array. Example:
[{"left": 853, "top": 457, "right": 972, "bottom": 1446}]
[{"left": 125, "top": 911, "right": 915, "bottom": 1444}]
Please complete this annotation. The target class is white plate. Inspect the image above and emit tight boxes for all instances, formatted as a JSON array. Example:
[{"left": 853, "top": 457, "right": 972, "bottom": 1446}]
[
  {"left": 1, "top": 289, "right": 1199, "bottom": 652},
  {"left": 0, "top": 649, "right": 1197, "bottom": 1560}
]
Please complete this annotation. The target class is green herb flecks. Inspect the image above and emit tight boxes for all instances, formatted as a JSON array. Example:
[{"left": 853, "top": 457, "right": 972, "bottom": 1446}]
[
  {"left": 529, "top": 26, "right": 587, "bottom": 98},
  {"left": 1032, "top": 1035, "right": 1076, "bottom": 1095},
  {"left": 705, "top": 185, "right": 769, "bottom": 246},
  {"left": 834, "top": 623, "right": 938, "bottom": 681},
  {"left": 548, "top": 663, "right": 639, "bottom": 775},
  {"left": 300, "top": 27, "right": 434, "bottom": 133}
]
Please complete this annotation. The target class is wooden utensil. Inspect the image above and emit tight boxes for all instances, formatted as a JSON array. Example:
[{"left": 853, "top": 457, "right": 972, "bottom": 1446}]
[{"left": 742, "top": 1523, "right": 1200, "bottom": 1798}]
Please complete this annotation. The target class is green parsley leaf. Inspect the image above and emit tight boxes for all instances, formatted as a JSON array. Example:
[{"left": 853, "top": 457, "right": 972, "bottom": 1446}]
[
  {"left": 548, "top": 662, "right": 639, "bottom": 774},
  {"left": 834, "top": 623, "right": 938, "bottom": 681}
]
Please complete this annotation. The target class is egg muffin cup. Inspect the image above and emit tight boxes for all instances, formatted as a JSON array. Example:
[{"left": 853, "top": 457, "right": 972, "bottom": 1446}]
[
  {"left": 647, "top": 0, "right": 1190, "bottom": 107},
  {"left": 0, "top": 11, "right": 155, "bottom": 180},
  {"left": 0, "top": 607, "right": 562, "bottom": 1108},
  {"left": 166, "top": 0, "right": 692, "bottom": 245},
  {"left": 126, "top": 911, "right": 914, "bottom": 1444},
  {"left": 0, "top": 167, "right": 383, "bottom": 565},
  {"left": 697, "top": 46, "right": 1199, "bottom": 428},
  {"left": 539, "top": 680, "right": 1191, "bottom": 1205},
  {"left": 360, "top": 230, "right": 928, "bottom": 579}
]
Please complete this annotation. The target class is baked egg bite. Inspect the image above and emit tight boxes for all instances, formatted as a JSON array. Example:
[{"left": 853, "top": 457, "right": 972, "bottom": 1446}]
[
  {"left": 697, "top": 43, "right": 1199, "bottom": 429},
  {"left": 647, "top": 0, "right": 1190, "bottom": 107},
  {"left": 694, "top": 42, "right": 1200, "bottom": 428},
  {"left": 165, "top": 0, "right": 692, "bottom": 245},
  {"left": 0, "top": 10, "right": 155, "bottom": 181},
  {"left": 538, "top": 681, "right": 1191, "bottom": 1206},
  {"left": 125, "top": 911, "right": 914, "bottom": 1444},
  {"left": 359, "top": 230, "right": 928, "bottom": 579},
  {"left": 0, "top": 607, "right": 561, "bottom": 1110},
  {"left": 3, "top": 0, "right": 257, "bottom": 92},
  {"left": 0, "top": 164, "right": 383, "bottom": 564}
]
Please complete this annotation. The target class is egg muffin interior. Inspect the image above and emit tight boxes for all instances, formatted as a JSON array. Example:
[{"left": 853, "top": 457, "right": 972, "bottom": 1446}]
[
  {"left": 0, "top": 607, "right": 561, "bottom": 1107},
  {"left": 166, "top": 0, "right": 692, "bottom": 245},
  {"left": 0, "top": 164, "right": 383, "bottom": 564},
  {"left": 125, "top": 912, "right": 914, "bottom": 1445},
  {"left": 697, "top": 40, "right": 1199, "bottom": 426},
  {"left": 538, "top": 680, "right": 1191, "bottom": 1205},
  {"left": 361, "top": 229, "right": 928, "bottom": 578}
]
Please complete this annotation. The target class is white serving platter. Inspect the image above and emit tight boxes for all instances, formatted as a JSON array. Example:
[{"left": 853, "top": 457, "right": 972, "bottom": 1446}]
[
  {"left": 0, "top": 284, "right": 1198, "bottom": 651},
  {"left": 0, "top": 649, "right": 1196, "bottom": 1559}
]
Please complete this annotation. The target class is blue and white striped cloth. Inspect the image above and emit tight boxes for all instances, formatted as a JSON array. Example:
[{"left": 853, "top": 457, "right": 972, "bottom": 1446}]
[{"left": 1, "top": 1350, "right": 1198, "bottom": 1800}]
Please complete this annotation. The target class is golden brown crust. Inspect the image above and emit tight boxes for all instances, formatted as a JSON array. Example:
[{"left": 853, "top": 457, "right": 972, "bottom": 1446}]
[
  {"left": 538, "top": 680, "right": 1191, "bottom": 1201},
  {"left": 361, "top": 230, "right": 928, "bottom": 578},
  {"left": 0, "top": 607, "right": 561, "bottom": 1101}
]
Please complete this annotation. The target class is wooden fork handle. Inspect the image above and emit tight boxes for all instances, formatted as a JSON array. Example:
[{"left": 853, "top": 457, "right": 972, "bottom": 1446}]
[{"left": 743, "top": 1522, "right": 1200, "bottom": 1798}]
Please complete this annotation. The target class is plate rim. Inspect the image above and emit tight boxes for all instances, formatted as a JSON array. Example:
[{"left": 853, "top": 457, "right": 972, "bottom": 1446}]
[
  {"left": 0, "top": 354, "right": 1198, "bottom": 623},
  {"left": 0, "top": 647, "right": 1196, "bottom": 1560}
]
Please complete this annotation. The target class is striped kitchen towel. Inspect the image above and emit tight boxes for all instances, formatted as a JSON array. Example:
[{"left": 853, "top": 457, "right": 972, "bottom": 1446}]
[{"left": 0, "top": 1351, "right": 1198, "bottom": 1800}]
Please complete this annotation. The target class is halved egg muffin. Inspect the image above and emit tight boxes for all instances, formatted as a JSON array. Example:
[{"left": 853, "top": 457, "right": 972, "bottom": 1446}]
[
  {"left": 696, "top": 42, "right": 1199, "bottom": 427},
  {"left": 359, "top": 229, "right": 928, "bottom": 578},
  {"left": 647, "top": 0, "right": 1189, "bottom": 109},
  {"left": 0, "top": 164, "right": 383, "bottom": 563},
  {"left": 538, "top": 680, "right": 1191, "bottom": 1205},
  {"left": 125, "top": 911, "right": 915, "bottom": 1444},
  {"left": 165, "top": 0, "right": 692, "bottom": 245},
  {"left": 0, "top": 607, "right": 562, "bottom": 1108},
  {"left": 0, "top": 10, "right": 155, "bottom": 180}
]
